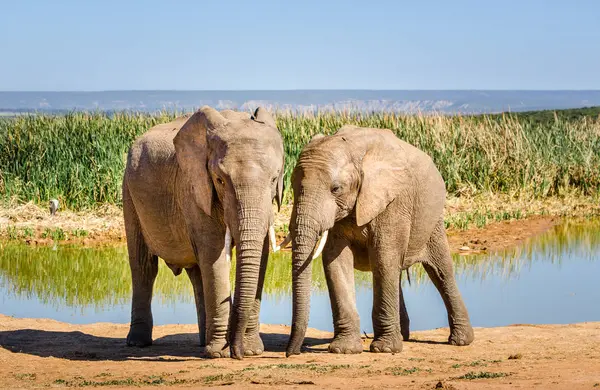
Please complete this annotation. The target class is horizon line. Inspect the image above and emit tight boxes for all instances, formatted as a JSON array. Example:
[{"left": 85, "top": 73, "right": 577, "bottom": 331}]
[{"left": 1, "top": 89, "right": 600, "bottom": 93}]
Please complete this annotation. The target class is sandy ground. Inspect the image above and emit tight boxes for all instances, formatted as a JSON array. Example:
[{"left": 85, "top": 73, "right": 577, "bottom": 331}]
[{"left": 0, "top": 315, "right": 599, "bottom": 389}]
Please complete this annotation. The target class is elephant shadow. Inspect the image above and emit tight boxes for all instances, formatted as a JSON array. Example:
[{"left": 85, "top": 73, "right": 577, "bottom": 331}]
[{"left": 0, "top": 329, "right": 331, "bottom": 362}]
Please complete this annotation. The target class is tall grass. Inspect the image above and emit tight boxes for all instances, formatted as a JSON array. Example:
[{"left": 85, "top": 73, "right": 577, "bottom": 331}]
[
  {"left": 0, "top": 112, "right": 177, "bottom": 208},
  {"left": 1, "top": 111, "right": 599, "bottom": 209}
]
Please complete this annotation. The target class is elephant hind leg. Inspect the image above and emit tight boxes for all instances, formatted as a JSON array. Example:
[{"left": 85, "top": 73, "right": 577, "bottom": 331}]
[
  {"left": 186, "top": 265, "right": 206, "bottom": 347},
  {"left": 399, "top": 271, "right": 410, "bottom": 341},
  {"left": 124, "top": 183, "right": 158, "bottom": 348},
  {"left": 423, "top": 219, "right": 474, "bottom": 346}
]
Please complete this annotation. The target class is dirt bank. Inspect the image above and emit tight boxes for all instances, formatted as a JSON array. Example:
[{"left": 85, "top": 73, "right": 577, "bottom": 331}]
[
  {"left": 0, "top": 315, "right": 598, "bottom": 389},
  {"left": 0, "top": 201, "right": 563, "bottom": 255}
]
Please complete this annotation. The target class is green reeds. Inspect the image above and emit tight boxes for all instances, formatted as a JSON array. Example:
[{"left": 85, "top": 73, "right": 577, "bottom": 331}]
[{"left": 1, "top": 111, "right": 599, "bottom": 209}]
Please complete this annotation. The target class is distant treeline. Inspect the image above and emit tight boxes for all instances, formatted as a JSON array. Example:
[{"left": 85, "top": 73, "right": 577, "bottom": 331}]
[{"left": 487, "top": 106, "right": 600, "bottom": 125}]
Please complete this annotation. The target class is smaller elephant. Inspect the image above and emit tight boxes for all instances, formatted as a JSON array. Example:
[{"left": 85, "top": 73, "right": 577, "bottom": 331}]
[{"left": 285, "top": 125, "right": 474, "bottom": 356}]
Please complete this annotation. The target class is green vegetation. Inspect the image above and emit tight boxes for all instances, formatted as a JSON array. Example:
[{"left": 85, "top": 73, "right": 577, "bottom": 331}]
[
  {"left": 487, "top": 106, "right": 600, "bottom": 125},
  {"left": 53, "top": 375, "right": 195, "bottom": 387},
  {"left": 1, "top": 107, "right": 599, "bottom": 210},
  {"left": 451, "top": 359, "right": 502, "bottom": 369},
  {"left": 388, "top": 366, "right": 423, "bottom": 376},
  {"left": 457, "top": 371, "right": 510, "bottom": 380},
  {"left": 0, "top": 112, "right": 175, "bottom": 208}
]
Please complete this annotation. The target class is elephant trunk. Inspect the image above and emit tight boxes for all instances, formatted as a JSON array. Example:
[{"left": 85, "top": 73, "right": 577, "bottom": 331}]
[
  {"left": 229, "top": 196, "right": 270, "bottom": 360},
  {"left": 286, "top": 197, "right": 323, "bottom": 357}
]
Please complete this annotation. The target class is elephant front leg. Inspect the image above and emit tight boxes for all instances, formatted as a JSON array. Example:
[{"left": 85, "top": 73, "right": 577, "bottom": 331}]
[
  {"left": 323, "top": 240, "right": 363, "bottom": 354},
  {"left": 186, "top": 265, "right": 206, "bottom": 347},
  {"left": 241, "top": 236, "right": 269, "bottom": 356},
  {"left": 369, "top": 245, "right": 403, "bottom": 353},
  {"left": 199, "top": 249, "right": 231, "bottom": 358},
  {"left": 424, "top": 220, "right": 474, "bottom": 346}
]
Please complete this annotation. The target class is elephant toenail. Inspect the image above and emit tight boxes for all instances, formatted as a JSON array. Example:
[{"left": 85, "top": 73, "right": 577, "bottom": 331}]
[
  {"left": 373, "top": 347, "right": 380, "bottom": 353},
  {"left": 332, "top": 347, "right": 341, "bottom": 353},
  {"left": 383, "top": 347, "right": 391, "bottom": 353}
]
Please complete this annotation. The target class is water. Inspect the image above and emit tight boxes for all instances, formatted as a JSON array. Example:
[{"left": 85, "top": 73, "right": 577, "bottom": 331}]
[{"left": 1, "top": 221, "right": 599, "bottom": 333}]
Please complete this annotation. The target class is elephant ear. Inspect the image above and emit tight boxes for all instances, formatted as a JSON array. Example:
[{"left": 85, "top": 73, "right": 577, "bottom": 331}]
[
  {"left": 252, "top": 107, "right": 277, "bottom": 128},
  {"left": 173, "top": 106, "right": 229, "bottom": 216},
  {"left": 251, "top": 106, "right": 284, "bottom": 209},
  {"left": 355, "top": 141, "right": 411, "bottom": 227}
]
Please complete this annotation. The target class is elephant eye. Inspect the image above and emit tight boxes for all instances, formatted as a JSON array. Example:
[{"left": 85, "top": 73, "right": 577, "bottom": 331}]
[
  {"left": 216, "top": 177, "right": 224, "bottom": 185},
  {"left": 331, "top": 184, "right": 342, "bottom": 194},
  {"left": 271, "top": 176, "right": 277, "bottom": 184}
]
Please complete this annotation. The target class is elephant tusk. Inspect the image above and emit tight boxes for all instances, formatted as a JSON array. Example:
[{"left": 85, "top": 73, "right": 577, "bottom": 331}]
[
  {"left": 224, "top": 226, "right": 232, "bottom": 264},
  {"left": 276, "top": 233, "right": 292, "bottom": 252},
  {"left": 269, "top": 225, "right": 278, "bottom": 252},
  {"left": 312, "top": 230, "right": 329, "bottom": 260}
]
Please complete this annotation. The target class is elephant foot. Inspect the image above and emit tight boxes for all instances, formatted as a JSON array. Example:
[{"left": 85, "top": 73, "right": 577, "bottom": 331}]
[
  {"left": 243, "top": 332, "right": 264, "bottom": 356},
  {"left": 126, "top": 325, "right": 152, "bottom": 347},
  {"left": 328, "top": 335, "right": 363, "bottom": 354},
  {"left": 449, "top": 325, "right": 474, "bottom": 346},
  {"left": 203, "top": 339, "right": 230, "bottom": 358},
  {"left": 370, "top": 336, "right": 403, "bottom": 353}
]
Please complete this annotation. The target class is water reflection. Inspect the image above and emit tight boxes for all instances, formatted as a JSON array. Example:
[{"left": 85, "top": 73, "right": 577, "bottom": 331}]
[{"left": 0, "top": 220, "right": 598, "bottom": 331}]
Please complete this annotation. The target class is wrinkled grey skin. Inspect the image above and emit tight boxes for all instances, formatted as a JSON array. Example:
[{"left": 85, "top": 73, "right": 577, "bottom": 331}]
[
  {"left": 286, "top": 126, "right": 474, "bottom": 356},
  {"left": 123, "top": 106, "right": 284, "bottom": 359}
]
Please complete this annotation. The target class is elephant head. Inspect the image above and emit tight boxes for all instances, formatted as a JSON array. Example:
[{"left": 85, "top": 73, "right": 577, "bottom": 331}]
[
  {"left": 173, "top": 106, "right": 284, "bottom": 359},
  {"left": 285, "top": 126, "right": 411, "bottom": 356}
]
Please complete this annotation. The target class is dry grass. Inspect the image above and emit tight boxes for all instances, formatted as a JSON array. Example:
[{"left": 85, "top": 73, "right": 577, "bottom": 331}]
[{"left": 2, "top": 192, "right": 598, "bottom": 245}]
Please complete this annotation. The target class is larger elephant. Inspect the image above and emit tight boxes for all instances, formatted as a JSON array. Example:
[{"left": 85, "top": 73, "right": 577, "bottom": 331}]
[
  {"left": 123, "top": 106, "right": 284, "bottom": 359},
  {"left": 285, "top": 125, "right": 474, "bottom": 356}
]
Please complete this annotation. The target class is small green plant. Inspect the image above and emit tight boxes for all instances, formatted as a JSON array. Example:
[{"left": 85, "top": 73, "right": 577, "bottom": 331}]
[
  {"left": 203, "top": 374, "right": 233, "bottom": 384},
  {"left": 389, "top": 366, "right": 420, "bottom": 376},
  {"left": 23, "top": 227, "right": 35, "bottom": 238},
  {"left": 6, "top": 226, "right": 19, "bottom": 240},
  {"left": 15, "top": 373, "right": 36, "bottom": 380},
  {"left": 50, "top": 228, "right": 67, "bottom": 241},
  {"left": 71, "top": 228, "right": 89, "bottom": 238},
  {"left": 468, "top": 360, "right": 488, "bottom": 367},
  {"left": 41, "top": 228, "right": 51, "bottom": 238},
  {"left": 458, "top": 371, "right": 509, "bottom": 380},
  {"left": 271, "top": 363, "right": 351, "bottom": 373}
]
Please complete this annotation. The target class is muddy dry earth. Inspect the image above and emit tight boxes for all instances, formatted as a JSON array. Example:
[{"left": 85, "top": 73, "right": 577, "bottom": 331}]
[
  {"left": 1, "top": 217, "right": 599, "bottom": 389},
  {"left": 1, "top": 315, "right": 599, "bottom": 389}
]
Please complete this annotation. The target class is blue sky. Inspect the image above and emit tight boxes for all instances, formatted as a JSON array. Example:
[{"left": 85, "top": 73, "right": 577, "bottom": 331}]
[{"left": 1, "top": 0, "right": 599, "bottom": 91}]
